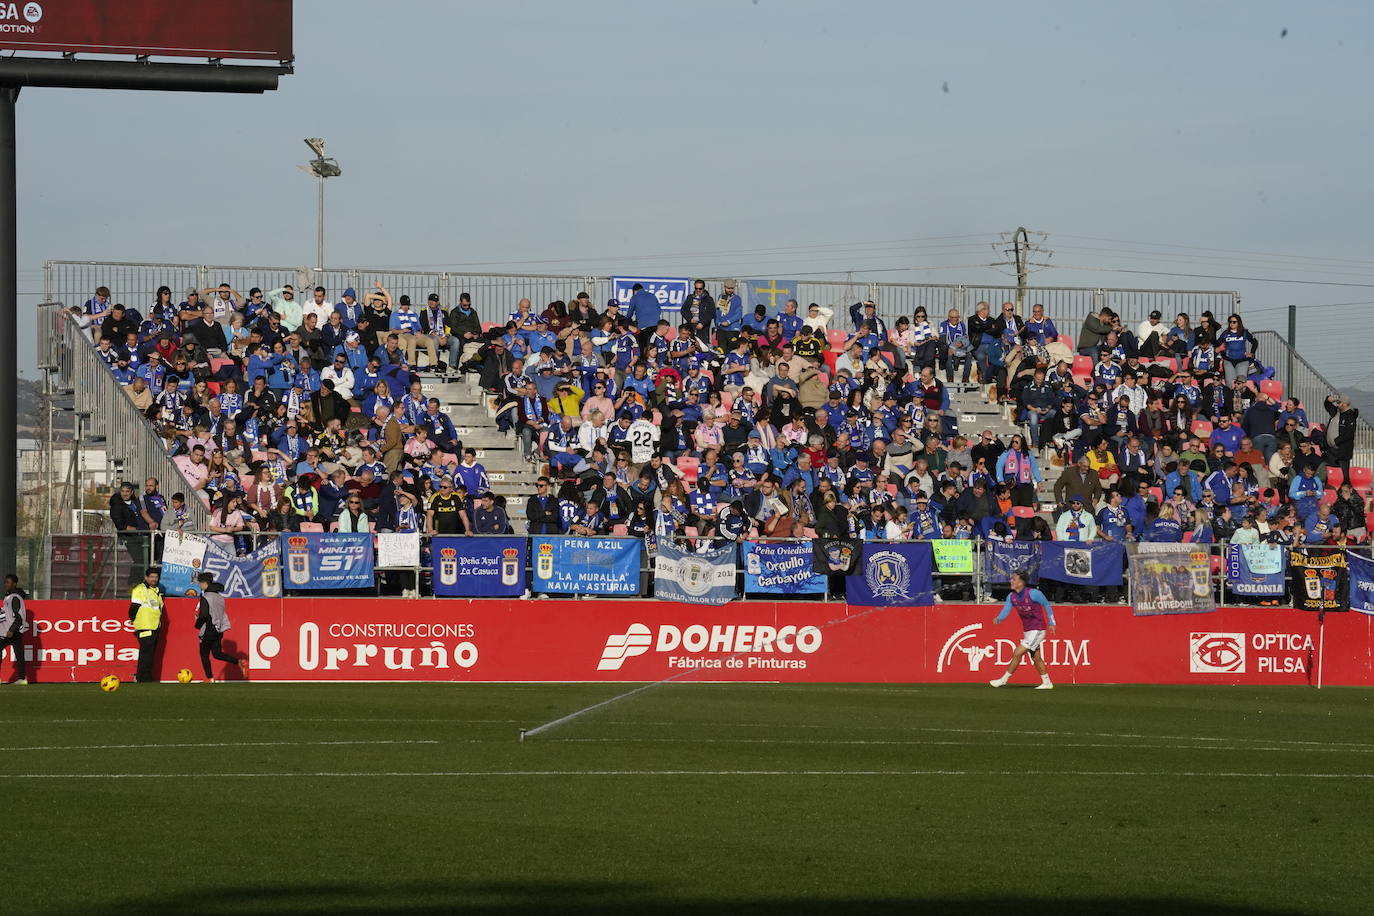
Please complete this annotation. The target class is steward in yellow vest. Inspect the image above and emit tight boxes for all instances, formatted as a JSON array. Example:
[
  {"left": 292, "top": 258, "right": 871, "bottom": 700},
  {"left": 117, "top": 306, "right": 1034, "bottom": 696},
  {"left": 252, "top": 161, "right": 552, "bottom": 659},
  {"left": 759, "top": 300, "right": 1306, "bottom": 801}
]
[{"left": 127, "top": 567, "right": 165, "bottom": 683}]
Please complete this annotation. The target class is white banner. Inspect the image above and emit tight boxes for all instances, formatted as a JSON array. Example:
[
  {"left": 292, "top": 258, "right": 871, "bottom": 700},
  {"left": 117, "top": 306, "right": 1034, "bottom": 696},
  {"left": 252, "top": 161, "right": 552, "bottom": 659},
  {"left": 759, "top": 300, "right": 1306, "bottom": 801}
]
[{"left": 375, "top": 532, "right": 421, "bottom": 569}]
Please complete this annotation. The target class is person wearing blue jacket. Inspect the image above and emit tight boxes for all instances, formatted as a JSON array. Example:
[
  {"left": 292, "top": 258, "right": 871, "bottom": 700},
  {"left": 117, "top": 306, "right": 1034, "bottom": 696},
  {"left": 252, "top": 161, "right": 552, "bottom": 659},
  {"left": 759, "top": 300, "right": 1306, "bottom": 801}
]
[
  {"left": 1288, "top": 463, "right": 1323, "bottom": 521},
  {"left": 627, "top": 284, "right": 661, "bottom": 348},
  {"left": 715, "top": 280, "right": 743, "bottom": 344}
]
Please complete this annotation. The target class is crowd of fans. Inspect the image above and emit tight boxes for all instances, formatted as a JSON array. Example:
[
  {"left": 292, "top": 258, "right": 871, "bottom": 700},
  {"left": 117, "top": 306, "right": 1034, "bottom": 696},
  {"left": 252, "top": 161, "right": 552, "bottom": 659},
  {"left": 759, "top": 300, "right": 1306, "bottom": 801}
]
[{"left": 78, "top": 278, "right": 1371, "bottom": 585}]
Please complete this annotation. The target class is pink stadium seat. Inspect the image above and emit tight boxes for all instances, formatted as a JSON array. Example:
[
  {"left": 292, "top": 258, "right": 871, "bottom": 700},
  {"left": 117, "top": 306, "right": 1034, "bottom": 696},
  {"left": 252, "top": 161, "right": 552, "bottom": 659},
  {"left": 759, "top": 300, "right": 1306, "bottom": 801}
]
[
  {"left": 1190, "top": 420, "right": 1213, "bottom": 439},
  {"left": 826, "top": 328, "right": 849, "bottom": 351},
  {"left": 661, "top": 326, "right": 677, "bottom": 342},
  {"left": 299, "top": 522, "right": 324, "bottom": 532},
  {"left": 1156, "top": 357, "right": 1178, "bottom": 373},
  {"left": 1259, "top": 379, "right": 1283, "bottom": 401},
  {"left": 480, "top": 321, "right": 498, "bottom": 332},
  {"left": 611, "top": 524, "right": 629, "bottom": 536},
  {"left": 676, "top": 455, "right": 700, "bottom": 484},
  {"left": 878, "top": 350, "right": 896, "bottom": 368},
  {"left": 1071, "top": 373, "right": 1090, "bottom": 390},
  {"left": 719, "top": 391, "right": 734, "bottom": 412},
  {"left": 209, "top": 356, "right": 235, "bottom": 374}
]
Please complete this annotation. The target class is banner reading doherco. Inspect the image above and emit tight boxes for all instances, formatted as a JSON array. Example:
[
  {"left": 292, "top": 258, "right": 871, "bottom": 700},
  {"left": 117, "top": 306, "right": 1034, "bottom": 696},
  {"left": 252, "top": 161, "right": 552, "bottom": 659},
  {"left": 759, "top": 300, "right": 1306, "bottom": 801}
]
[
  {"left": 1129, "top": 542, "right": 1216, "bottom": 616},
  {"left": 1289, "top": 548, "right": 1349, "bottom": 612}
]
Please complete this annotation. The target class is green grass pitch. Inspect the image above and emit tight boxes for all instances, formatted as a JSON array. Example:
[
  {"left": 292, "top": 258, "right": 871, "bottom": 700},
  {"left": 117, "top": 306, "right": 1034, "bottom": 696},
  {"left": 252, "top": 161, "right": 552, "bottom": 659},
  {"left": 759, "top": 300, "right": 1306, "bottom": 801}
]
[{"left": 2, "top": 682, "right": 1371, "bottom": 914}]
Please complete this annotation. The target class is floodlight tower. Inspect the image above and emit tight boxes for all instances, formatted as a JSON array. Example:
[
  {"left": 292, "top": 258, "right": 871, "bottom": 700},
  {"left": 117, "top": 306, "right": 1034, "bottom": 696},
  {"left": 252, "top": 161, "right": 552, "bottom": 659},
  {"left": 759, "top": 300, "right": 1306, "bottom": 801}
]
[{"left": 302, "top": 137, "right": 341, "bottom": 273}]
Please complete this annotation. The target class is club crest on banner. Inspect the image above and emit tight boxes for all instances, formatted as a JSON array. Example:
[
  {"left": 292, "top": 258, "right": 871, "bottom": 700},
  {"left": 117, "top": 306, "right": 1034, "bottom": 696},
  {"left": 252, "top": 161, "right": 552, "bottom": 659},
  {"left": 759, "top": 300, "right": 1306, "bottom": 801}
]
[
  {"left": 536, "top": 542, "right": 554, "bottom": 580},
  {"left": 260, "top": 555, "right": 282, "bottom": 598},
  {"left": 438, "top": 547, "right": 459, "bottom": 587},
  {"left": 501, "top": 547, "right": 521, "bottom": 587},
  {"left": 865, "top": 550, "right": 910, "bottom": 599},
  {"left": 286, "top": 536, "right": 310, "bottom": 586}
]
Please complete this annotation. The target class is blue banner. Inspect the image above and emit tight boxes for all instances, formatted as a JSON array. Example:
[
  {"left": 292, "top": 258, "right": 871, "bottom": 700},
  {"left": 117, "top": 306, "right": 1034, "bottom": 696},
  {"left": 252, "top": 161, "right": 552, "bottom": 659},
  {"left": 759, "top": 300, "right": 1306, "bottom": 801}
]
[
  {"left": 432, "top": 536, "right": 525, "bottom": 597},
  {"left": 984, "top": 541, "right": 1042, "bottom": 586},
  {"left": 531, "top": 537, "right": 641, "bottom": 595},
  {"left": 281, "top": 532, "right": 374, "bottom": 590},
  {"left": 1224, "top": 543, "right": 1288, "bottom": 598},
  {"left": 744, "top": 278, "right": 799, "bottom": 314},
  {"left": 846, "top": 542, "right": 936, "bottom": 607},
  {"left": 1349, "top": 551, "right": 1374, "bottom": 615},
  {"left": 1040, "top": 542, "right": 1126, "bottom": 586},
  {"left": 201, "top": 538, "right": 284, "bottom": 599},
  {"left": 159, "top": 532, "right": 206, "bottom": 597},
  {"left": 611, "top": 276, "right": 690, "bottom": 315},
  {"left": 742, "top": 541, "right": 826, "bottom": 594},
  {"left": 654, "top": 541, "right": 737, "bottom": 605}
]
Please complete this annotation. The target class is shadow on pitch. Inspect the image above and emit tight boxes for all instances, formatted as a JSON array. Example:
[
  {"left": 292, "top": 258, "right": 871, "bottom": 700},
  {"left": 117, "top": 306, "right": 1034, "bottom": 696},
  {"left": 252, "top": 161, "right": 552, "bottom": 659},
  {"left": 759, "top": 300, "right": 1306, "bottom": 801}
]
[{"left": 70, "top": 880, "right": 1310, "bottom": 915}]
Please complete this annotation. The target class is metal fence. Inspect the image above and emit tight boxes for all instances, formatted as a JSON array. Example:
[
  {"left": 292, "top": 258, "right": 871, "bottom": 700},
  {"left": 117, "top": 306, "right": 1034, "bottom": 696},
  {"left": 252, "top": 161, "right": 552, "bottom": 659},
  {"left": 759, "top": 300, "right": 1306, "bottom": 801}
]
[
  {"left": 37, "top": 303, "right": 212, "bottom": 531},
  {"left": 44, "top": 260, "right": 1239, "bottom": 347},
  {"left": 38, "top": 529, "right": 1350, "bottom": 611},
  {"left": 1253, "top": 330, "right": 1374, "bottom": 468}
]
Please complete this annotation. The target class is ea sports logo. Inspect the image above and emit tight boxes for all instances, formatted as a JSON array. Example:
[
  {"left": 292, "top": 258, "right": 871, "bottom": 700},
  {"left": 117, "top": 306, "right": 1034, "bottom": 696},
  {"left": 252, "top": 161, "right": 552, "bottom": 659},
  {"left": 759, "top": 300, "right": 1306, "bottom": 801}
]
[{"left": 23, "top": 2, "right": 40, "bottom": 23}]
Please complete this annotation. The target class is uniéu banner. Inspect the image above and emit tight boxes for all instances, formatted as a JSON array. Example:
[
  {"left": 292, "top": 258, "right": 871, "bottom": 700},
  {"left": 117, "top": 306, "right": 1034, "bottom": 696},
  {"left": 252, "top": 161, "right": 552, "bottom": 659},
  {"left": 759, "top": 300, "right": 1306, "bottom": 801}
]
[
  {"left": 1289, "top": 548, "right": 1349, "bottom": 613},
  {"left": 281, "top": 532, "right": 374, "bottom": 590},
  {"left": 846, "top": 542, "right": 936, "bottom": 607},
  {"left": 160, "top": 531, "right": 208, "bottom": 596},
  {"left": 984, "top": 541, "right": 1041, "bottom": 585},
  {"left": 1224, "top": 543, "right": 1288, "bottom": 598},
  {"left": 1040, "top": 542, "right": 1125, "bottom": 586},
  {"left": 200, "top": 537, "right": 284, "bottom": 599},
  {"left": 611, "top": 276, "right": 690, "bottom": 315},
  {"left": 1348, "top": 550, "right": 1374, "bottom": 615},
  {"left": 654, "top": 541, "right": 737, "bottom": 606},
  {"left": 742, "top": 541, "right": 826, "bottom": 595},
  {"left": 1129, "top": 543, "right": 1216, "bottom": 616},
  {"left": 532, "top": 537, "right": 641, "bottom": 595},
  {"left": 432, "top": 536, "right": 525, "bottom": 598}
]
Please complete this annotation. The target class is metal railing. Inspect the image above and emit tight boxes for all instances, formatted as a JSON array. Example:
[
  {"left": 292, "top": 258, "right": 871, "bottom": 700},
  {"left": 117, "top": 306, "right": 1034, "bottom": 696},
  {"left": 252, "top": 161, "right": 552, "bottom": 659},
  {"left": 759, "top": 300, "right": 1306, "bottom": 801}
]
[
  {"left": 38, "top": 303, "right": 211, "bottom": 530},
  {"left": 1252, "top": 329, "right": 1374, "bottom": 468},
  {"left": 37, "top": 529, "right": 1358, "bottom": 610},
  {"left": 44, "top": 259, "right": 1239, "bottom": 344}
]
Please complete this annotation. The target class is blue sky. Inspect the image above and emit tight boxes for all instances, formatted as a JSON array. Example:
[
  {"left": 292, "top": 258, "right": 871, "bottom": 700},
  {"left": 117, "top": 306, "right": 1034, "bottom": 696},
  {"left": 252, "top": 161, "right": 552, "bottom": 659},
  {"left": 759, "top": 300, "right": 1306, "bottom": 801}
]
[{"left": 16, "top": 0, "right": 1374, "bottom": 384}]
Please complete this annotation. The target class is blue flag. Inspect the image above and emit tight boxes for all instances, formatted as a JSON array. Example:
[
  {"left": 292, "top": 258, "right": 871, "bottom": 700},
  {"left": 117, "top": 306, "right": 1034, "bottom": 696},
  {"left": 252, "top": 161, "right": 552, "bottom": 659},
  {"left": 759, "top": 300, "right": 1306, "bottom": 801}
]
[
  {"left": 845, "top": 542, "right": 936, "bottom": 606},
  {"left": 984, "top": 541, "right": 1042, "bottom": 586},
  {"left": 281, "top": 532, "right": 374, "bottom": 590},
  {"left": 742, "top": 541, "right": 826, "bottom": 594},
  {"left": 1224, "top": 543, "right": 1288, "bottom": 598},
  {"left": 1348, "top": 550, "right": 1374, "bottom": 615},
  {"left": 432, "top": 536, "right": 525, "bottom": 597},
  {"left": 654, "top": 541, "right": 737, "bottom": 605},
  {"left": 201, "top": 538, "right": 284, "bottom": 599},
  {"left": 1040, "top": 541, "right": 1125, "bottom": 586},
  {"left": 531, "top": 537, "right": 641, "bottom": 595}
]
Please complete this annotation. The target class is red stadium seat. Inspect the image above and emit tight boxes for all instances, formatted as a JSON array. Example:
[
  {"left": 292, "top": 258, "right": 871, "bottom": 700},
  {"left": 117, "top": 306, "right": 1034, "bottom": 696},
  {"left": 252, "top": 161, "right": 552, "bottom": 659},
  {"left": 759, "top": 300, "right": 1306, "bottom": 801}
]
[
  {"left": 1148, "top": 487, "right": 1163, "bottom": 504},
  {"left": 1350, "top": 467, "right": 1373, "bottom": 491},
  {"left": 822, "top": 350, "right": 838, "bottom": 374},
  {"left": 1071, "top": 355, "right": 1092, "bottom": 376},
  {"left": 826, "top": 328, "right": 849, "bottom": 351},
  {"left": 719, "top": 391, "right": 734, "bottom": 413},
  {"left": 1366, "top": 511, "right": 1374, "bottom": 536},
  {"left": 1012, "top": 505, "right": 1035, "bottom": 518},
  {"left": 611, "top": 524, "right": 629, "bottom": 536},
  {"left": 1319, "top": 489, "right": 1338, "bottom": 507},
  {"left": 676, "top": 456, "right": 700, "bottom": 484},
  {"left": 1071, "top": 373, "right": 1090, "bottom": 390},
  {"left": 1326, "top": 468, "right": 1344, "bottom": 490},
  {"left": 661, "top": 326, "right": 677, "bottom": 342},
  {"left": 1190, "top": 420, "right": 1213, "bottom": 439},
  {"left": 1259, "top": 379, "right": 1283, "bottom": 401},
  {"left": 1157, "top": 357, "right": 1178, "bottom": 373},
  {"left": 299, "top": 522, "right": 325, "bottom": 532}
]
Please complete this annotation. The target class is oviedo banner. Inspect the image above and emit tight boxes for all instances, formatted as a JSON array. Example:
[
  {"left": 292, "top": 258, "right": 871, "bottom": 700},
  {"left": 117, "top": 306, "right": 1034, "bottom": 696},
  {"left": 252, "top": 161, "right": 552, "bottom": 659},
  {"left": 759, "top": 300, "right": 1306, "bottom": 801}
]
[{"left": 14, "top": 599, "right": 1374, "bottom": 687}]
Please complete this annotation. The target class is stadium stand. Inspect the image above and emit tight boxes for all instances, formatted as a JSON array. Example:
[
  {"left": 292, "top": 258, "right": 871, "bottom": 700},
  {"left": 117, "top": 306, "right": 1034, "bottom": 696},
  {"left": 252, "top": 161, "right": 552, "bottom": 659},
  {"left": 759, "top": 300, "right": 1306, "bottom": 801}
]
[{"left": 53, "top": 276, "right": 1374, "bottom": 601}]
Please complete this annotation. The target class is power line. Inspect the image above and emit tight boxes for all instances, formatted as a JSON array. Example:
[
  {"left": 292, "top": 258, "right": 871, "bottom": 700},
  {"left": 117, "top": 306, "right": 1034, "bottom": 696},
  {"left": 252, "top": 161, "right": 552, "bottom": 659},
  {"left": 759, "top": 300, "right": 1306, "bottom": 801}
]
[
  {"left": 1052, "top": 233, "right": 1374, "bottom": 269},
  {"left": 1049, "top": 265, "right": 1374, "bottom": 289}
]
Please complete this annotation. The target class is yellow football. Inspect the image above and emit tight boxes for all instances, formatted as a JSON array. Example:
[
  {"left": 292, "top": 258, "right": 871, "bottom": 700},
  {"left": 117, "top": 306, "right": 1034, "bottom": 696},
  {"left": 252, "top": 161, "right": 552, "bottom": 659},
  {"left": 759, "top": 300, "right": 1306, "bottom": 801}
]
[
  {"left": 176, "top": 668, "right": 194, "bottom": 685},
  {"left": 99, "top": 674, "right": 120, "bottom": 693}
]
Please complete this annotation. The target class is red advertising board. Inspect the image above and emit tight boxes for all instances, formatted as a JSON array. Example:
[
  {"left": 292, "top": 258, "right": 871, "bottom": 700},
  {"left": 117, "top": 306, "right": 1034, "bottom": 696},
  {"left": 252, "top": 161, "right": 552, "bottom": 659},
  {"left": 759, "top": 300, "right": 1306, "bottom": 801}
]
[
  {"left": 13, "top": 599, "right": 1374, "bottom": 686},
  {"left": 0, "top": 1, "right": 292, "bottom": 61}
]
